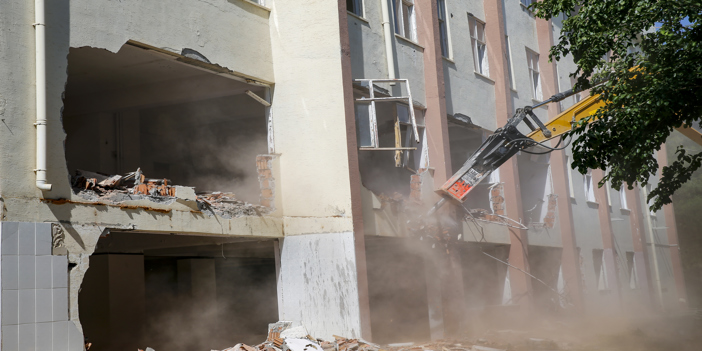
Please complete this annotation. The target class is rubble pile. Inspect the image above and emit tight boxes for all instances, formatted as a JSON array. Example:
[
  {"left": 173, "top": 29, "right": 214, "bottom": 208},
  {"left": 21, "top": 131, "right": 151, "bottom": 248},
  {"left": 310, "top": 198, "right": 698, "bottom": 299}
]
[
  {"left": 71, "top": 168, "right": 270, "bottom": 218},
  {"left": 197, "top": 191, "right": 269, "bottom": 218}
]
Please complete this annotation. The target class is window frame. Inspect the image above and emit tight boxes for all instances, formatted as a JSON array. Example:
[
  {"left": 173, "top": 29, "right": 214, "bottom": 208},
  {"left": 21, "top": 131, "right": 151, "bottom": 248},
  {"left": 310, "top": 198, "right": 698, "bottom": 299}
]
[
  {"left": 394, "top": 0, "right": 417, "bottom": 42},
  {"left": 437, "top": 0, "right": 451, "bottom": 58},
  {"left": 347, "top": 0, "right": 364, "bottom": 17},
  {"left": 526, "top": 48, "right": 542, "bottom": 101},
  {"left": 468, "top": 15, "right": 489, "bottom": 77}
]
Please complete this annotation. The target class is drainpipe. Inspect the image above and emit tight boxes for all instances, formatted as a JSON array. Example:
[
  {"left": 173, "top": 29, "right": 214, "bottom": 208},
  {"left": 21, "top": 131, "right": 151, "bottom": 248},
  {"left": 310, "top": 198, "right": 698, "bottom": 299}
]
[
  {"left": 34, "top": 0, "right": 52, "bottom": 191},
  {"left": 380, "top": 0, "right": 396, "bottom": 82}
]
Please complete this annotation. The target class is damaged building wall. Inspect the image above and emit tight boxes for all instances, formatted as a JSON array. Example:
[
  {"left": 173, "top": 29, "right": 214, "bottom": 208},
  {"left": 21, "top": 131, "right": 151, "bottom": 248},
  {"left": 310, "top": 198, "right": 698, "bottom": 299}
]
[{"left": 0, "top": 0, "right": 282, "bottom": 348}]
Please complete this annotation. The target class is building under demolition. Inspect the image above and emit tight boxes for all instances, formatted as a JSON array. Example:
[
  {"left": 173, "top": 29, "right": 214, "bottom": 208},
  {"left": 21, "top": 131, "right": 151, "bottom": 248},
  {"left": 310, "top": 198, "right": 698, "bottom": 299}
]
[{"left": 0, "top": 1, "right": 689, "bottom": 351}]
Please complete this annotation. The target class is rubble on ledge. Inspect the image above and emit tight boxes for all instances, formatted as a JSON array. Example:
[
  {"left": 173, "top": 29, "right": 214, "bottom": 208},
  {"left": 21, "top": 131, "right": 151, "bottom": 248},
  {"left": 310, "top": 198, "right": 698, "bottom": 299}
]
[{"left": 71, "top": 168, "right": 270, "bottom": 218}]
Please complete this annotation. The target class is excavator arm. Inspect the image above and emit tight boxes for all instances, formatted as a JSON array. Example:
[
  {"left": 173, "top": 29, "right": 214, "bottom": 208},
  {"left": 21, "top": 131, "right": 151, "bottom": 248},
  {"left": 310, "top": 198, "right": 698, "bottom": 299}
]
[{"left": 435, "top": 88, "right": 702, "bottom": 208}]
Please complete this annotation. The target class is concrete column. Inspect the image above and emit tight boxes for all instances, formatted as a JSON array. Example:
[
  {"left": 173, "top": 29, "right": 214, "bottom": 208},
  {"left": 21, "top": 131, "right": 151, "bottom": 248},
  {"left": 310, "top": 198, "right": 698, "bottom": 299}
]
[
  {"left": 657, "top": 146, "right": 688, "bottom": 309},
  {"left": 276, "top": 233, "right": 364, "bottom": 340},
  {"left": 534, "top": 16, "right": 585, "bottom": 311},
  {"left": 270, "top": 0, "right": 371, "bottom": 339},
  {"left": 416, "top": 0, "right": 452, "bottom": 185},
  {"left": 625, "top": 187, "right": 655, "bottom": 306},
  {"left": 484, "top": 0, "right": 533, "bottom": 309},
  {"left": 81, "top": 254, "right": 146, "bottom": 351},
  {"left": 592, "top": 170, "right": 623, "bottom": 308}
]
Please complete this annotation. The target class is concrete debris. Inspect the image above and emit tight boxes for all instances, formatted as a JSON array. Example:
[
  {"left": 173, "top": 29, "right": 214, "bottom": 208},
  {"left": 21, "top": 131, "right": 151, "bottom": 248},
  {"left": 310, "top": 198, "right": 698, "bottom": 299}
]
[
  {"left": 470, "top": 346, "right": 505, "bottom": 351},
  {"left": 284, "top": 338, "right": 324, "bottom": 351},
  {"left": 71, "top": 168, "right": 270, "bottom": 218}
]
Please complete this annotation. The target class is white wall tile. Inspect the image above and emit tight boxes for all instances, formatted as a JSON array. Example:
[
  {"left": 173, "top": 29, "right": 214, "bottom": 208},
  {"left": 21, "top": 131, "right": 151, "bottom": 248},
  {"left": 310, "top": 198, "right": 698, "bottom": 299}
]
[
  {"left": 18, "top": 256, "right": 35, "bottom": 289},
  {"left": 18, "top": 223, "right": 35, "bottom": 256},
  {"left": 36, "top": 322, "right": 53, "bottom": 351},
  {"left": 18, "top": 289, "right": 35, "bottom": 325},
  {"left": 36, "top": 255, "right": 53, "bottom": 290},
  {"left": 35, "top": 223, "right": 52, "bottom": 256},
  {"left": 1, "top": 289, "right": 18, "bottom": 325},
  {"left": 52, "top": 288, "right": 68, "bottom": 322},
  {"left": 1, "top": 222, "right": 19, "bottom": 256},
  {"left": 2, "top": 255, "right": 18, "bottom": 290},
  {"left": 53, "top": 321, "right": 69, "bottom": 351},
  {"left": 18, "top": 323, "right": 35, "bottom": 351},
  {"left": 36, "top": 289, "right": 53, "bottom": 323},
  {"left": 52, "top": 256, "right": 68, "bottom": 289},
  {"left": 2, "top": 324, "right": 19, "bottom": 351},
  {"left": 68, "top": 321, "right": 83, "bottom": 351}
]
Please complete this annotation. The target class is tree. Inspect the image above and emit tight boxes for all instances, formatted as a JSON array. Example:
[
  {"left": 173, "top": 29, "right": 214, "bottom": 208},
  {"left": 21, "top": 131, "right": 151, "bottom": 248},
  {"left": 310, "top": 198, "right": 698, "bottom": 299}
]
[{"left": 531, "top": 0, "right": 702, "bottom": 211}]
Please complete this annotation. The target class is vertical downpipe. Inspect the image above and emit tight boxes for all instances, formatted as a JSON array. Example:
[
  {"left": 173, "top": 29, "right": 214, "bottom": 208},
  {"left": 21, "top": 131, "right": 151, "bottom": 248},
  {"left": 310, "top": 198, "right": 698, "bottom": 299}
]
[
  {"left": 34, "top": 0, "right": 52, "bottom": 191},
  {"left": 380, "top": 0, "right": 396, "bottom": 82}
]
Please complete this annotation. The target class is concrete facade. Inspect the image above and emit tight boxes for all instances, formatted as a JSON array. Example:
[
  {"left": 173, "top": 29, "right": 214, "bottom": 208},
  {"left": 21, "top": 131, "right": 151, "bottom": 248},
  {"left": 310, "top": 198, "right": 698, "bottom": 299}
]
[{"left": 0, "top": 0, "right": 690, "bottom": 349}]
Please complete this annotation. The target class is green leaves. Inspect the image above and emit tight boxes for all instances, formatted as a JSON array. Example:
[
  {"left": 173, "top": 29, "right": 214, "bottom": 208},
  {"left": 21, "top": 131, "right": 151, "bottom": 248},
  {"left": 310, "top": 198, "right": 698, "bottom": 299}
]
[{"left": 532, "top": 0, "right": 702, "bottom": 211}]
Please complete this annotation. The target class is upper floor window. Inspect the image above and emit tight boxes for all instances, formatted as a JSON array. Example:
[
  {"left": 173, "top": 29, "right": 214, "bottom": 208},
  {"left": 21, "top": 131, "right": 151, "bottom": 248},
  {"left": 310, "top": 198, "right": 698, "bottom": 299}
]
[
  {"left": 469, "top": 16, "right": 489, "bottom": 76},
  {"left": 584, "top": 169, "right": 596, "bottom": 202},
  {"left": 505, "top": 36, "right": 515, "bottom": 89},
  {"left": 394, "top": 0, "right": 417, "bottom": 42},
  {"left": 438, "top": 0, "right": 450, "bottom": 57},
  {"left": 347, "top": 0, "right": 363, "bottom": 17},
  {"left": 526, "top": 49, "right": 542, "bottom": 100},
  {"left": 520, "top": 0, "right": 534, "bottom": 6}
]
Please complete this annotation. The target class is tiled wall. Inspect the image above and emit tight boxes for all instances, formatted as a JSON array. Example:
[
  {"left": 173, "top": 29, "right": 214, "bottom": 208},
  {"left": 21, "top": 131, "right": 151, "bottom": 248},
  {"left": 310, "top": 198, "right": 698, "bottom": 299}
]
[{"left": 1, "top": 222, "right": 83, "bottom": 351}]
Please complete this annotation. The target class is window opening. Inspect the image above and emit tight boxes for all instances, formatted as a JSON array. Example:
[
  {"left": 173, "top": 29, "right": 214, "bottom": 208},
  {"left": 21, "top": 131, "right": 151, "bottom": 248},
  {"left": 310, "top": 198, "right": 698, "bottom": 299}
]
[
  {"left": 355, "top": 79, "right": 421, "bottom": 167},
  {"left": 520, "top": 0, "right": 534, "bottom": 6},
  {"left": 584, "top": 169, "right": 596, "bottom": 202},
  {"left": 567, "top": 155, "right": 575, "bottom": 199},
  {"left": 505, "top": 36, "right": 515, "bottom": 89},
  {"left": 437, "top": 0, "right": 450, "bottom": 57},
  {"left": 394, "top": 0, "right": 417, "bottom": 41},
  {"left": 619, "top": 186, "right": 629, "bottom": 209},
  {"left": 626, "top": 252, "right": 637, "bottom": 289},
  {"left": 347, "top": 0, "right": 363, "bottom": 17},
  {"left": 469, "top": 16, "right": 489, "bottom": 76},
  {"left": 526, "top": 49, "right": 542, "bottom": 100}
]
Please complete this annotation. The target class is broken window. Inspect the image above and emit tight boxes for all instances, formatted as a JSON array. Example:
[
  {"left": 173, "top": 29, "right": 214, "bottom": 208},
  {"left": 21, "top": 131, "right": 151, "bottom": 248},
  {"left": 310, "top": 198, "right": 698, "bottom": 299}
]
[
  {"left": 347, "top": 0, "right": 363, "bottom": 17},
  {"left": 469, "top": 15, "right": 489, "bottom": 77},
  {"left": 526, "top": 48, "right": 542, "bottom": 101},
  {"left": 394, "top": 0, "right": 417, "bottom": 41},
  {"left": 437, "top": 0, "right": 450, "bottom": 57},
  {"left": 62, "top": 44, "right": 271, "bottom": 207}
]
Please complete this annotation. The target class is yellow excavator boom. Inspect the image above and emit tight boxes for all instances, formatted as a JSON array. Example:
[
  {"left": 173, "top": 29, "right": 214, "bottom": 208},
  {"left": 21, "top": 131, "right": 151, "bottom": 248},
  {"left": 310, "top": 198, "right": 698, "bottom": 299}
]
[{"left": 526, "top": 94, "right": 702, "bottom": 146}]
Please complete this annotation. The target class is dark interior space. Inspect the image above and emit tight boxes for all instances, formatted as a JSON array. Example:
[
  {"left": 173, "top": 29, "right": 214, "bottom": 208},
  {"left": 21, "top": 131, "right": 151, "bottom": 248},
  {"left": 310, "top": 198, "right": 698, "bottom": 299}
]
[
  {"left": 62, "top": 44, "right": 268, "bottom": 202},
  {"left": 79, "top": 232, "right": 278, "bottom": 351},
  {"left": 365, "top": 237, "right": 430, "bottom": 343}
]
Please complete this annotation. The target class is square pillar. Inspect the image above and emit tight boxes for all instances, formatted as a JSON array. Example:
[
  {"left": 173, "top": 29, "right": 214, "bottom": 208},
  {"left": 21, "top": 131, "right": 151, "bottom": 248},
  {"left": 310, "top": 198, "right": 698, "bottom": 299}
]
[{"left": 276, "top": 233, "right": 364, "bottom": 340}]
